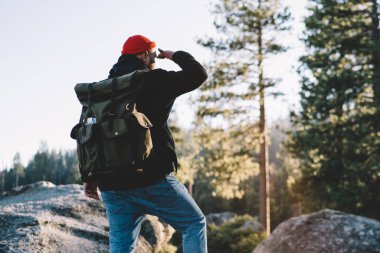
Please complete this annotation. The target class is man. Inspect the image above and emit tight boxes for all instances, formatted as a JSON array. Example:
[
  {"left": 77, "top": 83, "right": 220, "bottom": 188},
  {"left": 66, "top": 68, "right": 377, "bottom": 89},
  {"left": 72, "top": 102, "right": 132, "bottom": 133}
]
[{"left": 83, "top": 35, "right": 208, "bottom": 253}]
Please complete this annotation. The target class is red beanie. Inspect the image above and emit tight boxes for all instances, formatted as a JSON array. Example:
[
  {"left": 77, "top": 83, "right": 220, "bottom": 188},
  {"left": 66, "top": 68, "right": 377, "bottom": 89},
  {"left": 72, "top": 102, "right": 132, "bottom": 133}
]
[{"left": 121, "top": 35, "right": 156, "bottom": 55}]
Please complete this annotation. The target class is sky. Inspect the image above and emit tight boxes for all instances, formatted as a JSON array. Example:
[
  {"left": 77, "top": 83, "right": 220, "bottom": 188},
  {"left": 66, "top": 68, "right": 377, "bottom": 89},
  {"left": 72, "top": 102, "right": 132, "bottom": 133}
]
[{"left": 0, "top": 0, "right": 307, "bottom": 168}]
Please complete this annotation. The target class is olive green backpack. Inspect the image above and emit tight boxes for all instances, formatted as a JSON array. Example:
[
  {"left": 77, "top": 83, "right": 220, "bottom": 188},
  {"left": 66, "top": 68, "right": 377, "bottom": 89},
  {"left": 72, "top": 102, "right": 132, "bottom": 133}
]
[{"left": 70, "top": 70, "right": 153, "bottom": 181}]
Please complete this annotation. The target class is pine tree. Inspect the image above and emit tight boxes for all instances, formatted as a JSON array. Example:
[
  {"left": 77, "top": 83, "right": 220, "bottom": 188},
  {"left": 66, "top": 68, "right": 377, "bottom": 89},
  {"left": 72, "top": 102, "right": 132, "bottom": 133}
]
[
  {"left": 12, "top": 152, "right": 25, "bottom": 188},
  {"left": 289, "top": 0, "right": 380, "bottom": 218},
  {"left": 197, "top": 0, "right": 290, "bottom": 235}
]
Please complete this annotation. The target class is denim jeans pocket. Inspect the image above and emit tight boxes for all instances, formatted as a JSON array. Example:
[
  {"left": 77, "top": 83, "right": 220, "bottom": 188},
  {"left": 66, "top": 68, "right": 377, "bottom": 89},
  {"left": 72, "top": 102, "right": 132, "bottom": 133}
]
[
  {"left": 147, "top": 175, "right": 180, "bottom": 207},
  {"left": 101, "top": 191, "right": 125, "bottom": 214}
]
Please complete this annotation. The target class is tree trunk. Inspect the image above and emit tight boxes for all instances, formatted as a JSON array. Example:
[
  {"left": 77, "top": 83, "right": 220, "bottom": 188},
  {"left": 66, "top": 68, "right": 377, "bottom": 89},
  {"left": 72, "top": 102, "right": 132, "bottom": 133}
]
[
  {"left": 258, "top": 0, "right": 271, "bottom": 237},
  {"left": 371, "top": 0, "right": 380, "bottom": 132}
]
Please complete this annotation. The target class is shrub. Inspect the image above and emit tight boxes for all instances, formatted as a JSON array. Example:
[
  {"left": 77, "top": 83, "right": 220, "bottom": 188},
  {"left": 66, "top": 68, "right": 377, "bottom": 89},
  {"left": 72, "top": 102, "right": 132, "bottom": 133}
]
[{"left": 207, "top": 215, "right": 265, "bottom": 253}]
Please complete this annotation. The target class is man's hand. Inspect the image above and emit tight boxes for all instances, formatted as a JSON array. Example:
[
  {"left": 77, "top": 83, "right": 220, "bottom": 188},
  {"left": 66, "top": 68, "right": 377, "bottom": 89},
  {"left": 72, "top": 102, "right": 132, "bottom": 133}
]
[
  {"left": 157, "top": 48, "right": 174, "bottom": 60},
  {"left": 83, "top": 181, "right": 100, "bottom": 200}
]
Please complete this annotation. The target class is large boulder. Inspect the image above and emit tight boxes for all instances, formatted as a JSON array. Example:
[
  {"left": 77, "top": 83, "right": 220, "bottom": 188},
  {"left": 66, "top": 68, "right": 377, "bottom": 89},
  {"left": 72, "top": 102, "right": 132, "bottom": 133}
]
[
  {"left": 253, "top": 209, "right": 380, "bottom": 253},
  {"left": 0, "top": 181, "right": 174, "bottom": 253}
]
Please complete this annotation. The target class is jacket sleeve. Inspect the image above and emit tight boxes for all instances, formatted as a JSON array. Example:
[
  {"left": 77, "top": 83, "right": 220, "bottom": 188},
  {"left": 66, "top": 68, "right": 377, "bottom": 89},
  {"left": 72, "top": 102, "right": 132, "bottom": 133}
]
[{"left": 142, "top": 51, "right": 208, "bottom": 99}]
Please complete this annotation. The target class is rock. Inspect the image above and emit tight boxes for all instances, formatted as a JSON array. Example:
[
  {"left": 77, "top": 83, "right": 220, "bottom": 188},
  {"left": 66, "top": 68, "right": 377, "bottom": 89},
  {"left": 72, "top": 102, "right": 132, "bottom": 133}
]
[
  {"left": 253, "top": 209, "right": 380, "bottom": 253},
  {"left": 238, "top": 219, "right": 264, "bottom": 233},
  {"left": 206, "top": 212, "right": 236, "bottom": 226},
  {"left": 0, "top": 181, "right": 174, "bottom": 253},
  {"left": 141, "top": 215, "right": 175, "bottom": 252}
]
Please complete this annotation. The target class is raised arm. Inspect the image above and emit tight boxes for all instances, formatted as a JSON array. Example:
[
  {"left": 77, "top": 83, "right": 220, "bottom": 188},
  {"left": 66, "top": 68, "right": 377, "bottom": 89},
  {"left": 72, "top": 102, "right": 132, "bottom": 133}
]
[{"left": 142, "top": 50, "right": 208, "bottom": 99}]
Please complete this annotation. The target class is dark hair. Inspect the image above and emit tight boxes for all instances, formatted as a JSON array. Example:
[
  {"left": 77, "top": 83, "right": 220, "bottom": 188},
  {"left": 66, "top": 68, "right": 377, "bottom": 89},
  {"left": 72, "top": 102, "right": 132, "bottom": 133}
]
[{"left": 108, "top": 54, "right": 148, "bottom": 78}]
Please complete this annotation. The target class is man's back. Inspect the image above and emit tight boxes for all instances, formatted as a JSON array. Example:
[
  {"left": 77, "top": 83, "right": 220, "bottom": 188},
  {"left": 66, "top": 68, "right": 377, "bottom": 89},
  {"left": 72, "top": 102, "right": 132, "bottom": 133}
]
[{"left": 97, "top": 51, "right": 207, "bottom": 191}]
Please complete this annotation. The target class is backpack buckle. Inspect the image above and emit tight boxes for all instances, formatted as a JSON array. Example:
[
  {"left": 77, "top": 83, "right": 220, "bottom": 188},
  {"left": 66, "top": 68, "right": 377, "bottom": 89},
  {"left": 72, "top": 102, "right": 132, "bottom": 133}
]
[{"left": 105, "top": 111, "right": 116, "bottom": 116}]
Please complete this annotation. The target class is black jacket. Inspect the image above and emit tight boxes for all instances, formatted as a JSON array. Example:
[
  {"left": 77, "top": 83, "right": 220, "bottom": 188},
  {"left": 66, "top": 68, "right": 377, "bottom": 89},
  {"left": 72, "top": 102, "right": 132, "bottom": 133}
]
[{"left": 97, "top": 51, "right": 207, "bottom": 191}]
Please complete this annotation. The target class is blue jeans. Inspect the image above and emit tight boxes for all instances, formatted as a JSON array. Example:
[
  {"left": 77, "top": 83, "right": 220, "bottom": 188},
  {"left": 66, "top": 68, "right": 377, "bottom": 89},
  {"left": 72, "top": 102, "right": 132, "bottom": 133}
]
[{"left": 100, "top": 174, "right": 207, "bottom": 253}]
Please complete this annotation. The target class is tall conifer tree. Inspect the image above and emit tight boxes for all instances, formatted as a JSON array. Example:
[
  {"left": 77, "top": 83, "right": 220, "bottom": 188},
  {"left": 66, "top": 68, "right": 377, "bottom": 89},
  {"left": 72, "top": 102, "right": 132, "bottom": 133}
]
[
  {"left": 289, "top": 0, "right": 380, "bottom": 218},
  {"left": 198, "top": 0, "right": 290, "bottom": 235}
]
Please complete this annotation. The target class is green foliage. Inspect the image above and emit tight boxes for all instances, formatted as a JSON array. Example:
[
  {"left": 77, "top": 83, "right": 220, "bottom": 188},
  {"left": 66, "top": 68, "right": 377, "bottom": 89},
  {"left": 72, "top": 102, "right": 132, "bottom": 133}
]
[
  {"left": 194, "top": 123, "right": 260, "bottom": 199},
  {"left": 172, "top": 117, "right": 301, "bottom": 227},
  {"left": 266, "top": 118, "right": 303, "bottom": 228},
  {"left": 269, "top": 142, "right": 302, "bottom": 228},
  {"left": 208, "top": 215, "right": 265, "bottom": 253},
  {"left": 289, "top": 0, "right": 380, "bottom": 219}
]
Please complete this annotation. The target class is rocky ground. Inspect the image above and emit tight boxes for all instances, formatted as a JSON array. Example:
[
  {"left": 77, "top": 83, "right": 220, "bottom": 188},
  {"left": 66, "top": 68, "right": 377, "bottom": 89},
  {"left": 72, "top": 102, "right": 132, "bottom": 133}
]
[{"left": 0, "top": 181, "right": 174, "bottom": 253}]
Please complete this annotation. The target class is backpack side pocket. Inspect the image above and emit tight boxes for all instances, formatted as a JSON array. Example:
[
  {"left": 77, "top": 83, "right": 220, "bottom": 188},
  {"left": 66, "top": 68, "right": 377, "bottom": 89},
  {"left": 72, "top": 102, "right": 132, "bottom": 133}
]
[
  {"left": 75, "top": 123, "right": 103, "bottom": 179},
  {"left": 130, "top": 112, "right": 153, "bottom": 162}
]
